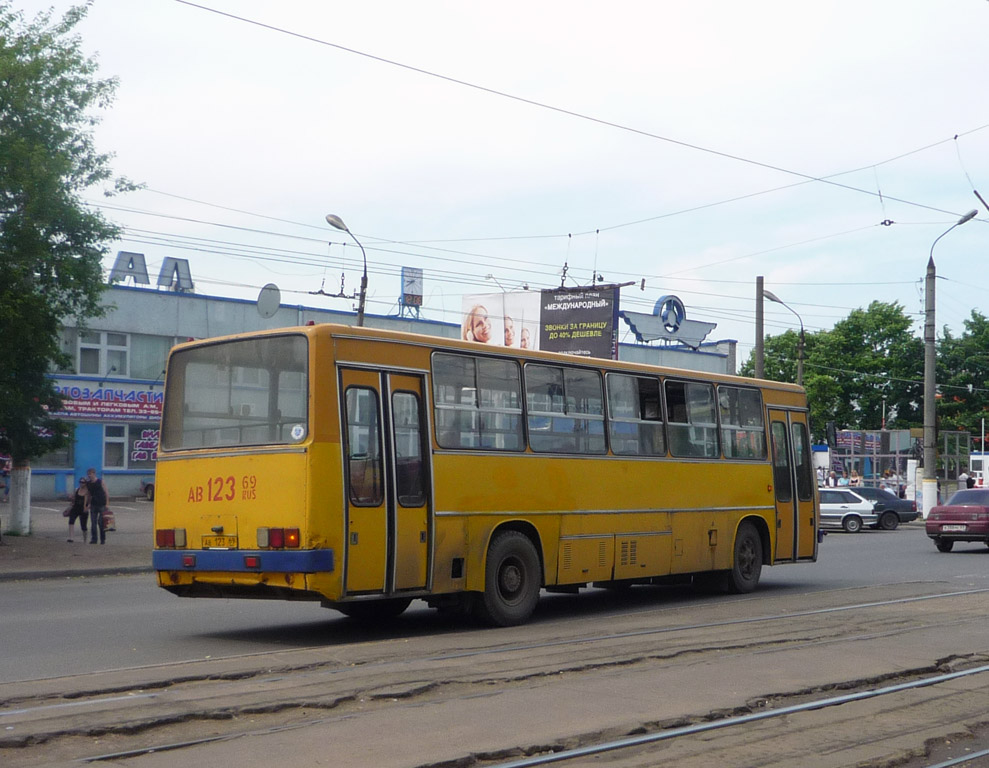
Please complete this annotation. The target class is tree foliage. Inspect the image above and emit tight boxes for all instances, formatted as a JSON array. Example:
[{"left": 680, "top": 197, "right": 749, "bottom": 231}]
[
  {"left": 0, "top": 2, "right": 129, "bottom": 464},
  {"left": 937, "top": 311, "right": 989, "bottom": 437},
  {"left": 741, "top": 301, "right": 923, "bottom": 441}
]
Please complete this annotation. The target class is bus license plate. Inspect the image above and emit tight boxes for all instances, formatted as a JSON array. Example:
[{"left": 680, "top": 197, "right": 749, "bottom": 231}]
[
  {"left": 941, "top": 524, "right": 966, "bottom": 532},
  {"left": 203, "top": 535, "right": 238, "bottom": 549}
]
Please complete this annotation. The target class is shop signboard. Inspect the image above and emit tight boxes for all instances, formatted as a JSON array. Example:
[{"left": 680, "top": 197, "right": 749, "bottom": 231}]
[
  {"left": 131, "top": 427, "right": 159, "bottom": 463},
  {"left": 53, "top": 383, "right": 163, "bottom": 421}
]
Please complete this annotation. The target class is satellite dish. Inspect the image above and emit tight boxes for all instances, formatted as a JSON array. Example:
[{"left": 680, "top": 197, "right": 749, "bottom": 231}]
[{"left": 257, "top": 283, "right": 281, "bottom": 318}]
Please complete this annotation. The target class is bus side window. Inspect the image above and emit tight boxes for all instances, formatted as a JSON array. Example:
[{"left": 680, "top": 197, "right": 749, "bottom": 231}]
[
  {"left": 344, "top": 387, "right": 383, "bottom": 506},
  {"left": 770, "top": 421, "right": 793, "bottom": 503},
  {"left": 392, "top": 391, "right": 425, "bottom": 506},
  {"left": 718, "top": 386, "right": 766, "bottom": 460},
  {"left": 432, "top": 353, "right": 523, "bottom": 451},
  {"left": 665, "top": 380, "right": 718, "bottom": 458},
  {"left": 791, "top": 421, "right": 814, "bottom": 500},
  {"left": 525, "top": 364, "right": 605, "bottom": 454},
  {"left": 607, "top": 373, "right": 665, "bottom": 456}
]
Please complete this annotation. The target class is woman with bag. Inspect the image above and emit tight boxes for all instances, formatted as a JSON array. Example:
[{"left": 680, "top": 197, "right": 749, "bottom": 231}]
[{"left": 65, "top": 477, "right": 89, "bottom": 542}]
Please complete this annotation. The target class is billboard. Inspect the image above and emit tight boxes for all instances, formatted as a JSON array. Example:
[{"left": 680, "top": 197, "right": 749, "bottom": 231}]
[{"left": 461, "top": 286, "right": 619, "bottom": 359}]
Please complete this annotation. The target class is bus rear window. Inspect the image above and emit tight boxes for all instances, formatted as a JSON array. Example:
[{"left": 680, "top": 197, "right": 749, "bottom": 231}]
[{"left": 161, "top": 335, "right": 308, "bottom": 450}]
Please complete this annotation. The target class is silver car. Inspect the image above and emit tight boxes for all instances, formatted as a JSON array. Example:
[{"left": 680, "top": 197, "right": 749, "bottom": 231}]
[{"left": 818, "top": 488, "right": 878, "bottom": 533}]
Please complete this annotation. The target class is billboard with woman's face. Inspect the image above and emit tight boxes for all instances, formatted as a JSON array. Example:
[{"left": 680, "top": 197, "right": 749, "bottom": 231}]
[{"left": 462, "top": 286, "right": 618, "bottom": 359}]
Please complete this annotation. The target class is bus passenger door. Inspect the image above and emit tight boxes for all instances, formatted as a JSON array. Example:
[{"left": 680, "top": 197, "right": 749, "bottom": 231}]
[
  {"left": 386, "top": 374, "right": 430, "bottom": 592},
  {"left": 769, "top": 411, "right": 797, "bottom": 561},
  {"left": 341, "top": 369, "right": 388, "bottom": 594},
  {"left": 788, "top": 413, "right": 817, "bottom": 559},
  {"left": 768, "top": 409, "right": 817, "bottom": 562}
]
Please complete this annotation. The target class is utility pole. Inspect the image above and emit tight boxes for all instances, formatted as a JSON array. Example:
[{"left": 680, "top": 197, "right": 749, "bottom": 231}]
[{"left": 755, "top": 276, "right": 765, "bottom": 379}]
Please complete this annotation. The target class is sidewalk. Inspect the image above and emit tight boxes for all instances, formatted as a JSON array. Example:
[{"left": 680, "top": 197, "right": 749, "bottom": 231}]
[{"left": 0, "top": 498, "right": 153, "bottom": 581}]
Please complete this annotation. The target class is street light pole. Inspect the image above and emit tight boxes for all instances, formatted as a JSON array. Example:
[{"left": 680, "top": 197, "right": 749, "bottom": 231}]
[
  {"left": 923, "top": 209, "right": 978, "bottom": 517},
  {"left": 763, "top": 289, "right": 805, "bottom": 387},
  {"left": 325, "top": 214, "right": 368, "bottom": 327}
]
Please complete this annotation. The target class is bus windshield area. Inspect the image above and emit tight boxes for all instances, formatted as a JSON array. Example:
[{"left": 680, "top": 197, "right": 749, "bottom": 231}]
[{"left": 161, "top": 335, "right": 308, "bottom": 450}]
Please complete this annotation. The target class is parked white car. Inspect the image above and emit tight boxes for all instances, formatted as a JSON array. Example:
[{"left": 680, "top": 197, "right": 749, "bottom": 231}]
[{"left": 818, "top": 488, "right": 878, "bottom": 533}]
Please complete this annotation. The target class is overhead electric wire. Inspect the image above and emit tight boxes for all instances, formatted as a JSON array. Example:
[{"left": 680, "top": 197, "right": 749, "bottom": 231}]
[
  {"left": 172, "top": 0, "right": 988, "bottom": 224},
  {"left": 118, "top": 222, "right": 880, "bottom": 323},
  {"left": 106, "top": 203, "right": 916, "bottom": 301}
]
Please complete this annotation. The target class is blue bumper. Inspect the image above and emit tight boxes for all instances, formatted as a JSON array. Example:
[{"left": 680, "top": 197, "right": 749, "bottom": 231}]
[{"left": 153, "top": 549, "right": 335, "bottom": 573}]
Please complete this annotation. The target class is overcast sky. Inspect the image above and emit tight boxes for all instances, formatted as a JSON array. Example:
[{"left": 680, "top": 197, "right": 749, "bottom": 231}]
[{"left": 18, "top": 0, "right": 989, "bottom": 360}]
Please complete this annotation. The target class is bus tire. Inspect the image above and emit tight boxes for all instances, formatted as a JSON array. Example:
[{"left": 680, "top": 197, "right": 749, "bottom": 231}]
[
  {"left": 334, "top": 597, "right": 412, "bottom": 621},
  {"left": 724, "top": 521, "right": 762, "bottom": 594},
  {"left": 477, "top": 531, "right": 542, "bottom": 627}
]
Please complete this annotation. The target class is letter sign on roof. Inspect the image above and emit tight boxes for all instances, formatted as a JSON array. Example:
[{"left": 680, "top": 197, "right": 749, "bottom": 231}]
[{"left": 108, "top": 251, "right": 194, "bottom": 292}]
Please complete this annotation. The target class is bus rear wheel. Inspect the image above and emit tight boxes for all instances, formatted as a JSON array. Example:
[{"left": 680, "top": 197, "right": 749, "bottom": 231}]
[
  {"left": 724, "top": 521, "right": 762, "bottom": 594},
  {"left": 334, "top": 597, "right": 412, "bottom": 622},
  {"left": 477, "top": 531, "right": 542, "bottom": 627}
]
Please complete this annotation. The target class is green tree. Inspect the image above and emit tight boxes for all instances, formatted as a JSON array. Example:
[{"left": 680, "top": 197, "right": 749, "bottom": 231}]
[
  {"left": 937, "top": 311, "right": 989, "bottom": 438},
  {"left": 0, "top": 2, "right": 130, "bottom": 532},
  {"left": 741, "top": 301, "right": 923, "bottom": 442}
]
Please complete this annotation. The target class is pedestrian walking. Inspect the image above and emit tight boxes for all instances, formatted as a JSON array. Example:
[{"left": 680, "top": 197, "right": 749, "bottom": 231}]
[
  {"left": 66, "top": 477, "right": 89, "bottom": 542},
  {"left": 84, "top": 468, "right": 110, "bottom": 545}
]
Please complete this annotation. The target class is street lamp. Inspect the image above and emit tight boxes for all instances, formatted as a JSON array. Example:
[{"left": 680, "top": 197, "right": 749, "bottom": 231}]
[
  {"left": 325, "top": 214, "right": 368, "bottom": 327},
  {"left": 485, "top": 274, "right": 508, "bottom": 292},
  {"left": 923, "top": 208, "right": 978, "bottom": 517},
  {"left": 763, "top": 289, "right": 805, "bottom": 386}
]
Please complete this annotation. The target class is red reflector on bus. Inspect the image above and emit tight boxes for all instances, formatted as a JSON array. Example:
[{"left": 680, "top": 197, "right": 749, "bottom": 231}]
[
  {"left": 156, "top": 529, "right": 175, "bottom": 548},
  {"left": 182, "top": 555, "right": 196, "bottom": 568},
  {"left": 285, "top": 528, "right": 300, "bottom": 548},
  {"left": 244, "top": 556, "right": 261, "bottom": 569},
  {"left": 269, "top": 528, "right": 285, "bottom": 548}
]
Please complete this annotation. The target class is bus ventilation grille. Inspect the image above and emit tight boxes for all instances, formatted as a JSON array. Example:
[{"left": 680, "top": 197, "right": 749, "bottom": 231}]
[{"left": 620, "top": 540, "right": 638, "bottom": 566}]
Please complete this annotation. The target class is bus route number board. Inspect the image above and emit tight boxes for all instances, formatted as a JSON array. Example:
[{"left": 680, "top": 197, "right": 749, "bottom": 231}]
[{"left": 203, "top": 535, "right": 237, "bottom": 549}]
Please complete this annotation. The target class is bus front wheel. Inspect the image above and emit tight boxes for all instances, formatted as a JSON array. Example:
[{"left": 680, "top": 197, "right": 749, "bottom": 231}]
[
  {"left": 477, "top": 531, "right": 542, "bottom": 627},
  {"left": 724, "top": 522, "right": 762, "bottom": 594}
]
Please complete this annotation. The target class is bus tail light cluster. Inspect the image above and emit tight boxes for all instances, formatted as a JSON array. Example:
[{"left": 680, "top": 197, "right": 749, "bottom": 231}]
[
  {"left": 156, "top": 528, "right": 187, "bottom": 548},
  {"left": 257, "top": 527, "right": 300, "bottom": 549}
]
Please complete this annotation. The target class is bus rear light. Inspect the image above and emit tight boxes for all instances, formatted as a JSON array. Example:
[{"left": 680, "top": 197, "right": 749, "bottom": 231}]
[
  {"left": 269, "top": 528, "right": 285, "bottom": 548},
  {"left": 155, "top": 529, "right": 187, "bottom": 548},
  {"left": 181, "top": 554, "right": 196, "bottom": 568},
  {"left": 256, "top": 527, "right": 300, "bottom": 549},
  {"left": 244, "top": 555, "right": 261, "bottom": 569}
]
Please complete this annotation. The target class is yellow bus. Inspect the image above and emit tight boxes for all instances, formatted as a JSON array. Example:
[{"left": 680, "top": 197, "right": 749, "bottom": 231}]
[{"left": 152, "top": 323, "right": 818, "bottom": 625}]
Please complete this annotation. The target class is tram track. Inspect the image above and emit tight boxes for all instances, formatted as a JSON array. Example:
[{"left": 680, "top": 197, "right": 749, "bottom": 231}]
[
  {"left": 477, "top": 662, "right": 989, "bottom": 768},
  {"left": 2, "top": 584, "right": 989, "bottom": 767}
]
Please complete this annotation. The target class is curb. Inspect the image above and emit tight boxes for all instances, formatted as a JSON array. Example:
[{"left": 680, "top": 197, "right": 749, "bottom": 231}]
[{"left": 0, "top": 566, "right": 153, "bottom": 583}]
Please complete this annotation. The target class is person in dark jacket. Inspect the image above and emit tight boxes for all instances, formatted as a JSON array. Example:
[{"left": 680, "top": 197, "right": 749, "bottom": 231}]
[{"left": 84, "top": 468, "right": 110, "bottom": 544}]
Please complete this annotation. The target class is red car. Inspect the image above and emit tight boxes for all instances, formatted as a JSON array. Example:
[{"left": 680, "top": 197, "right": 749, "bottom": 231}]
[{"left": 926, "top": 489, "right": 989, "bottom": 552}]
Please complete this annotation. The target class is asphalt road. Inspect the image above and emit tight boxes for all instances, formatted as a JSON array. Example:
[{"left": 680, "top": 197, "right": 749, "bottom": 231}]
[{"left": 2, "top": 524, "right": 985, "bottom": 684}]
